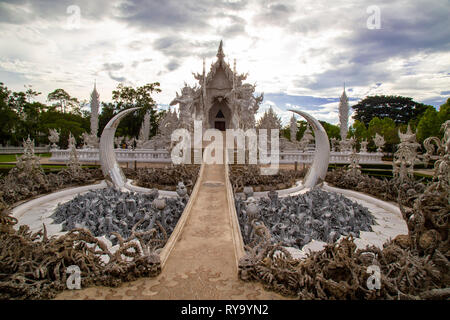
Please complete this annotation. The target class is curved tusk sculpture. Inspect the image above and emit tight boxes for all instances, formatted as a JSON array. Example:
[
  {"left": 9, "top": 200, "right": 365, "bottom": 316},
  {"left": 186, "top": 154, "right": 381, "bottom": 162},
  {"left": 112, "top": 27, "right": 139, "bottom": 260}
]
[
  {"left": 100, "top": 107, "right": 141, "bottom": 190},
  {"left": 289, "top": 109, "right": 330, "bottom": 189}
]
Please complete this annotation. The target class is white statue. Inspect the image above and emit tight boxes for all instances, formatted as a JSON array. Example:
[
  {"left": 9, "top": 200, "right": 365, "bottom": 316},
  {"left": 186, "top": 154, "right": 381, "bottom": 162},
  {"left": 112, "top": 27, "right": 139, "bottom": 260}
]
[
  {"left": 138, "top": 110, "right": 151, "bottom": 142},
  {"left": 299, "top": 125, "right": 314, "bottom": 151},
  {"left": 68, "top": 133, "right": 77, "bottom": 149},
  {"left": 290, "top": 114, "right": 298, "bottom": 142},
  {"left": 48, "top": 129, "right": 60, "bottom": 149},
  {"left": 374, "top": 133, "right": 385, "bottom": 152},
  {"left": 360, "top": 139, "right": 368, "bottom": 153},
  {"left": 393, "top": 125, "right": 420, "bottom": 182},
  {"left": 170, "top": 84, "right": 197, "bottom": 131}
]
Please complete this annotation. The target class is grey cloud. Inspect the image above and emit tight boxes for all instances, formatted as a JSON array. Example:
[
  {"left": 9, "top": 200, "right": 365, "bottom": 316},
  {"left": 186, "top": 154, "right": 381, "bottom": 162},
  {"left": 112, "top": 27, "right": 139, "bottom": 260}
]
[
  {"left": 166, "top": 60, "right": 180, "bottom": 71},
  {"left": 0, "top": 0, "right": 111, "bottom": 24},
  {"left": 107, "top": 71, "right": 126, "bottom": 82},
  {"left": 219, "top": 23, "right": 247, "bottom": 37},
  {"left": 292, "top": 63, "right": 393, "bottom": 91},
  {"left": 253, "top": 1, "right": 296, "bottom": 26},
  {"left": 111, "top": 0, "right": 250, "bottom": 32},
  {"left": 102, "top": 62, "right": 124, "bottom": 71},
  {"left": 341, "top": 2, "right": 450, "bottom": 66},
  {"left": 112, "top": 0, "right": 209, "bottom": 31},
  {"left": 153, "top": 36, "right": 220, "bottom": 60}
]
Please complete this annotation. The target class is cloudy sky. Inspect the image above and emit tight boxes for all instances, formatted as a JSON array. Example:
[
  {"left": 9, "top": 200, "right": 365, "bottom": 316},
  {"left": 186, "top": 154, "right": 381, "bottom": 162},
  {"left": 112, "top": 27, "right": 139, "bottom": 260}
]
[{"left": 0, "top": 0, "right": 449, "bottom": 125}]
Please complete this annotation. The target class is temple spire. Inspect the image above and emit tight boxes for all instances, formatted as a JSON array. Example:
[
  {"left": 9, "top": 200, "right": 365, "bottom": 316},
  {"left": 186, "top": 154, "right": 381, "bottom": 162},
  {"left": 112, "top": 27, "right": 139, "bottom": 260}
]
[
  {"left": 217, "top": 40, "right": 225, "bottom": 61},
  {"left": 90, "top": 81, "right": 100, "bottom": 137},
  {"left": 339, "top": 83, "right": 349, "bottom": 140}
]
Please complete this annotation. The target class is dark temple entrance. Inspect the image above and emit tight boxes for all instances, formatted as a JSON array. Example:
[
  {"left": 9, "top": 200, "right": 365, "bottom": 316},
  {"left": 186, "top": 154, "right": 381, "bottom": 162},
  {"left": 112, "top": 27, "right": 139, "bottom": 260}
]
[{"left": 214, "top": 121, "right": 226, "bottom": 131}]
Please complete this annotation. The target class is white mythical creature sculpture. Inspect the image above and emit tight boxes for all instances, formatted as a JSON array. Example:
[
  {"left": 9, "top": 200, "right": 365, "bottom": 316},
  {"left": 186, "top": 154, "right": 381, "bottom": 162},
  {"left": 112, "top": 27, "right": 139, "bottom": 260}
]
[
  {"left": 360, "top": 139, "right": 369, "bottom": 153},
  {"left": 422, "top": 120, "right": 450, "bottom": 192},
  {"left": 393, "top": 125, "right": 420, "bottom": 182},
  {"left": 170, "top": 84, "right": 197, "bottom": 131},
  {"left": 226, "top": 83, "right": 262, "bottom": 130},
  {"left": 81, "top": 132, "right": 99, "bottom": 149},
  {"left": 48, "top": 129, "right": 60, "bottom": 149},
  {"left": 374, "top": 133, "right": 385, "bottom": 152}
]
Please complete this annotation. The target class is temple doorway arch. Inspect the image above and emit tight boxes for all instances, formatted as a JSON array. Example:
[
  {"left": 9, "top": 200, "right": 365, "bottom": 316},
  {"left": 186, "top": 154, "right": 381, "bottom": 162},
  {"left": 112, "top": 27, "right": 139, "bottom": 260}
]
[{"left": 208, "top": 96, "right": 232, "bottom": 131}]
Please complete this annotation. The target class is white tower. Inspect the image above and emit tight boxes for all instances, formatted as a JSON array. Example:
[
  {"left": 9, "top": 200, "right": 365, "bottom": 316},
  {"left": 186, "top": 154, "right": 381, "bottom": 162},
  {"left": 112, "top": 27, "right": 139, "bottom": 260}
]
[
  {"left": 339, "top": 84, "right": 349, "bottom": 140},
  {"left": 90, "top": 81, "right": 100, "bottom": 137},
  {"left": 290, "top": 114, "right": 298, "bottom": 142}
]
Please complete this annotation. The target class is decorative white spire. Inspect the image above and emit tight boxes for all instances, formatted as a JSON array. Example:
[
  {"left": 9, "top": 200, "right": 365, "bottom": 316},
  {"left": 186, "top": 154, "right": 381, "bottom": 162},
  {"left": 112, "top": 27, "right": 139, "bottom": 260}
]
[
  {"left": 90, "top": 81, "right": 100, "bottom": 137},
  {"left": 338, "top": 84, "right": 349, "bottom": 140},
  {"left": 290, "top": 114, "right": 298, "bottom": 142}
]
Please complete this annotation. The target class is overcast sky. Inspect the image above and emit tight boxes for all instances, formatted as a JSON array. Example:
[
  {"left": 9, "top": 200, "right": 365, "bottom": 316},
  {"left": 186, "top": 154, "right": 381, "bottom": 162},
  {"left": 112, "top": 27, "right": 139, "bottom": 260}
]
[{"left": 0, "top": 0, "right": 449, "bottom": 125}]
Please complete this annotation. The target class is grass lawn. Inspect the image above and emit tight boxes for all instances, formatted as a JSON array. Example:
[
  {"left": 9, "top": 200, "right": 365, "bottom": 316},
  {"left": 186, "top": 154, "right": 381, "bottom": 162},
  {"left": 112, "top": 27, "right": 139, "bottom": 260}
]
[{"left": 0, "top": 153, "right": 51, "bottom": 163}]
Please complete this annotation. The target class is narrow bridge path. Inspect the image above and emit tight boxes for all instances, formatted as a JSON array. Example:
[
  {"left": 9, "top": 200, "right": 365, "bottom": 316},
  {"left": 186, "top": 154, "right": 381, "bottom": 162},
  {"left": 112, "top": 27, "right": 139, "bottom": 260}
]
[{"left": 55, "top": 163, "right": 286, "bottom": 300}]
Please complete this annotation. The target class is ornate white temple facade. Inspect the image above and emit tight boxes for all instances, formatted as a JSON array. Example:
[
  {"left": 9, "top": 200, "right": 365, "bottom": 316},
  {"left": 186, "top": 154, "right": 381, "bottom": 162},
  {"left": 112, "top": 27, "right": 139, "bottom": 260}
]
[
  {"left": 169, "top": 40, "right": 263, "bottom": 132},
  {"left": 49, "top": 41, "right": 383, "bottom": 165}
]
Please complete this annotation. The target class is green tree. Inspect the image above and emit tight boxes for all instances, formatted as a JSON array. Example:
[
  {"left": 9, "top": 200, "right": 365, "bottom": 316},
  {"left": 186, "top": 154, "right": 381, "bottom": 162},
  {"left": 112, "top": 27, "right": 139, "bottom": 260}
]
[
  {"left": 352, "top": 95, "right": 429, "bottom": 126},
  {"left": 416, "top": 108, "right": 440, "bottom": 143},
  {"left": 296, "top": 120, "right": 307, "bottom": 140},
  {"left": 350, "top": 120, "right": 369, "bottom": 141},
  {"left": 0, "top": 83, "right": 20, "bottom": 146},
  {"left": 47, "top": 88, "right": 79, "bottom": 113},
  {"left": 319, "top": 121, "right": 340, "bottom": 140},
  {"left": 38, "top": 109, "right": 89, "bottom": 148},
  {"left": 368, "top": 117, "right": 399, "bottom": 153},
  {"left": 108, "top": 82, "right": 162, "bottom": 139},
  {"left": 438, "top": 98, "right": 450, "bottom": 124},
  {"left": 24, "top": 85, "right": 41, "bottom": 103}
]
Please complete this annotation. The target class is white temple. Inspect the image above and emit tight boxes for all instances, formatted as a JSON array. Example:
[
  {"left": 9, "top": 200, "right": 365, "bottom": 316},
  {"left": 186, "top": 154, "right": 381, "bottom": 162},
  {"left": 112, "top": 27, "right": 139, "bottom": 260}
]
[
  {"left": 49, "top": 42, "right": 383, "bottom": 165},
  {"left": 169, "top": 40, "right": 263, "bottom": 132}
]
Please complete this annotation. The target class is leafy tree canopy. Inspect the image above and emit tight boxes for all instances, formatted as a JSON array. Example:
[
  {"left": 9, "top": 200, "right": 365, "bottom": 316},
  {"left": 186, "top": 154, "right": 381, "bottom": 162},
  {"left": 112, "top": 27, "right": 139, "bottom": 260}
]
[
  {"left": 47, "top": 88, "right": 79, "bottom": 114},
  {"left": 352, "top": 95, "right": 430, "bottom": 126}
]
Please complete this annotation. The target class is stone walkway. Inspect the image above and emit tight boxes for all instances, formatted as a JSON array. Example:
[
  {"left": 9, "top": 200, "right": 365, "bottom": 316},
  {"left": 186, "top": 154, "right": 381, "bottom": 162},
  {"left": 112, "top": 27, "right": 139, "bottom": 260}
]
[{"left": 55, "top": 164, "right": 286, "bottom": 300}]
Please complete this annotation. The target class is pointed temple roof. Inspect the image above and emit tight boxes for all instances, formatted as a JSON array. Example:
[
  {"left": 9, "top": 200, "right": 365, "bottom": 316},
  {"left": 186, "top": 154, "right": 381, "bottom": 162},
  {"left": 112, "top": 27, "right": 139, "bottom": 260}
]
[
  {"left": 91, "top": 80, "right": 99, "bottom": 100},
  {"left": 217, "top": 40, "right": 225, "bottom": 60}
]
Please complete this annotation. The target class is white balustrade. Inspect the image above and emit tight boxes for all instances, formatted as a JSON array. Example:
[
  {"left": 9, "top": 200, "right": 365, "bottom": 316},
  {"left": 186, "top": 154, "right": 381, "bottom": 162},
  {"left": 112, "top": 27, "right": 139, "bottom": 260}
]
[{"left": 50, "top": 148, "right": 383, "bottom": 164}]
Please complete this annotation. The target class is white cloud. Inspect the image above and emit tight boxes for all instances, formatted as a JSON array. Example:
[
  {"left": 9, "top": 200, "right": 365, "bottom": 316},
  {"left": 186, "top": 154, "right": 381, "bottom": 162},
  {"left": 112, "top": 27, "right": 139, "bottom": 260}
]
[{"left": 0, "top": 0, "right": 448, "bottom": 118}]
